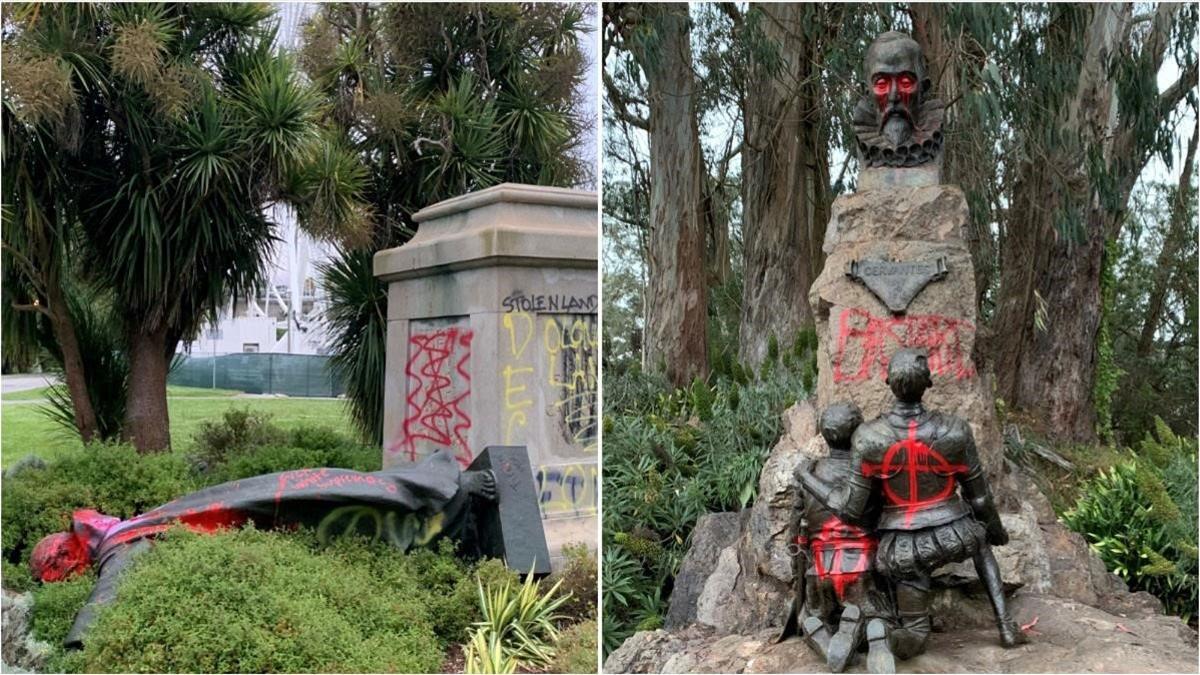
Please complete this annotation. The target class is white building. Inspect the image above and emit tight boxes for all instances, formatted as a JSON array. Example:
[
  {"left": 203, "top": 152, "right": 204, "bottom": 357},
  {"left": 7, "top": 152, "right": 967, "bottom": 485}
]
[{"left": 180, "top": 4, "right": 328, "bottom": 358}]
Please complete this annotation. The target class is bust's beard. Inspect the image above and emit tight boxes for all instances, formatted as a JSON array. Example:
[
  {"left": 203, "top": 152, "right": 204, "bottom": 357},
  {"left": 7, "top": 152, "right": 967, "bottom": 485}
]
[{"left": 882, "top": 115, "right": 913, "bottom": 147}]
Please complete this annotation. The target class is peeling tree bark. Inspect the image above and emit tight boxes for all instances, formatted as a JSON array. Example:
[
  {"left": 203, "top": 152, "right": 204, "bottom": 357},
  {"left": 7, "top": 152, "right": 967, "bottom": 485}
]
[
  {"left": 738, "top": 3, "right": 829, "bottom": 368},
  {"left": 993, "top": 3, "right": 1186, "bottom": 442},
  {"left": 634, "top": 4, "right": 710, "bottom": 387}
]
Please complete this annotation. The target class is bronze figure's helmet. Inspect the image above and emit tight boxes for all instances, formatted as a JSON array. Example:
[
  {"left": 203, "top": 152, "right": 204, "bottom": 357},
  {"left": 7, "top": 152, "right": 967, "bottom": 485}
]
[{"left": 853, "top": 32, "right": 945, "bottom": 168}]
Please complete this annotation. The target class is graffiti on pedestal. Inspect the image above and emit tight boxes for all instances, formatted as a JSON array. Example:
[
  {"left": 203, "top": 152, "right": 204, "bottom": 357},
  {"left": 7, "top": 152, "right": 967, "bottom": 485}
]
[
  {"left": 544, "top": 315, "right": 598, "bottom": 452},
  {"left": 535, "top": 462, "right": 599, "bottom": 518},
  {"left": 832, "top": 307, "right": 975, "bottom": 383},
  {"left": 390, "top": 324, "right": 474, "bottom": 466},
  {"left": 501, "top": 302, "right": 598, "bottom": 453}
]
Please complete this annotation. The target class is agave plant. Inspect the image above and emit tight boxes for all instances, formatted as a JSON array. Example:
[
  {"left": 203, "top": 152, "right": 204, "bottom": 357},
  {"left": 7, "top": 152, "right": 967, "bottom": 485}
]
[{"left": 464, "top": 571, "right": 571, "bottom": 673}]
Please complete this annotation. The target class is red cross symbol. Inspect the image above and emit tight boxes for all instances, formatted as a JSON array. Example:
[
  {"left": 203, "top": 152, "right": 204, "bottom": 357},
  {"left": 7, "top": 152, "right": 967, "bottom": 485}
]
[
  {"left": 811, "top": 516, "right": 874, "bottom": 600},
  {"left": 862, "top": 420, "right": 968, "bottom": 526}
]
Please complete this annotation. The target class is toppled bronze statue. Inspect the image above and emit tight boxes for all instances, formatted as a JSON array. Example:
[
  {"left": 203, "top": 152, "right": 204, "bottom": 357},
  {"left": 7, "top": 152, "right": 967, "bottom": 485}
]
[
  {"left": 852, "top": 32, "right": 945, "bottom": 168},
  {"left": 30, "top": 446, "right": 549, "bottom": 649},
  {"left": 795, "top": 350, "right": 1024, "bottom": 670},
  {"left": 779, "top": 402, "right": 894, "bottom": 673}
]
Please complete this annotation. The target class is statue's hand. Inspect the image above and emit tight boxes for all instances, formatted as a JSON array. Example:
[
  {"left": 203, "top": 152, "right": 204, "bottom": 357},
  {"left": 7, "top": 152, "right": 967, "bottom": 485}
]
[
  {"left": 987, "top": 524, "right": 1010, "bottom": 547},
  {"left": 794, "top": 458, "right": 818, "bottom": 482},
  {"left": 464, "top": 470, "right": 497, "bottom": 502}
]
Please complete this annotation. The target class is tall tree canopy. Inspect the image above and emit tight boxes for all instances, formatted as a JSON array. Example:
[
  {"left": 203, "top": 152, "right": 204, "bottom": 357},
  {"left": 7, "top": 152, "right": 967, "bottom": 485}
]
[
  {"left": 301, "top": 2, "right": 594, "bottom": 443},
  {"left": 2, "top": 2, "right": 369, "bottom": 451},
  {"left": 602, "top": 2, "right": 1197, "bottom": 443}
]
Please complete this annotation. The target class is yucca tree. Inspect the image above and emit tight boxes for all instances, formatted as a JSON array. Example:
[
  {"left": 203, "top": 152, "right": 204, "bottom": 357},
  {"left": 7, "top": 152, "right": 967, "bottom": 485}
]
[
  {"left": 2, "top": 3, "right": 368, "bottom": 452},
  {"left": 302, "top": 3, "right": 593, "bottom": 443}
]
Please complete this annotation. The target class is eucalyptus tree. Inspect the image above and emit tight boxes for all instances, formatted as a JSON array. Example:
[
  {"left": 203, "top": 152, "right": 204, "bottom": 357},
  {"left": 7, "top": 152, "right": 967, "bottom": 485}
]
[
  {"left": 985, "top": 3, "right": 1196, "bottom": 442},
  {"left": 301, "top": 3, "right": 592, "bottom": 443},
  {"left": 604, "top": 2, "right": 710, "bottom": 388},
  {"left": 2, "top": 3, "right": 368, "bottom": 452}
]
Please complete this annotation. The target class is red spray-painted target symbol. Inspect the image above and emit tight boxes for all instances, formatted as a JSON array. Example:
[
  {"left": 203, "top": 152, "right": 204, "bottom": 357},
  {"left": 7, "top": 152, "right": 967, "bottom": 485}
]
[{"left": 862, "top": 420, "right": 967, "bottom": 527}]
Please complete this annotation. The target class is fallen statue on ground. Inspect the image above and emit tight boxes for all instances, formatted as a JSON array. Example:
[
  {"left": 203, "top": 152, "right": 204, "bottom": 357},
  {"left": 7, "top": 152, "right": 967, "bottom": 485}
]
[
  {"left": 29, "top": 446, "right": 550, "bottom": 649},
  {"left": 794, "top": 350, "right": 1025, "bottom": 672}
]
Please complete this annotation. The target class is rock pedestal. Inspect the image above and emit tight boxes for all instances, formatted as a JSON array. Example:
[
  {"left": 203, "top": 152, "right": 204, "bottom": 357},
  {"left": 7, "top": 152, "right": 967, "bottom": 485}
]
[
  {"left": 374, "top": 183, "right": 598, "bottom": 565},
  {"left": 809, "top": 180, "right": 1003, "bottom": 478}
]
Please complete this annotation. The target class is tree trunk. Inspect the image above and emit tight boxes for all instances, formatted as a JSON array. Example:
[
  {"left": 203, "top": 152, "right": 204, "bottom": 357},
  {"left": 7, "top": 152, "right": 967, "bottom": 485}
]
[
  {"left": 991, "top": 3, "right": 1188, "bottom": 442},
  {"left": 640, "top": 4, "right": 709, "bottom": 387},
  {"left": 1137, "top": 117, "right": 1197, "bottom": 357},
  {"left": 739, "top": 3, "right": 829, "bottom": 368},
  {"left": 123, "top": 327, "right": 172, "bottom": 453},
  {"left": 910, "top": 5, "right": 996, "bottom": 321},
  {"left": 44, "top": 282, "right": 100, "bottom": 443}
]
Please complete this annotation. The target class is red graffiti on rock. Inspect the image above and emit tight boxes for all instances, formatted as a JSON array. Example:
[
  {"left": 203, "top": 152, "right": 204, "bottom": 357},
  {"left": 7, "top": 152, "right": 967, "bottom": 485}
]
[
  {"left": 394, "top": 327, "right": 474, "bottom": 466},
  {"left": 833, "top": 308, "right": 976, "bottom": 383}
]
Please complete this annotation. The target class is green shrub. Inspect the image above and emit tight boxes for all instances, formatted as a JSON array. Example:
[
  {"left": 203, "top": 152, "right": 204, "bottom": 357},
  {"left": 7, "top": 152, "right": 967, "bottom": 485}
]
[
  {"left": 1063, "top": 423, "right": 1199, "bottom": 620},
  {"left": 192, "top": 408, "right": 287, "bottom": 469},
  {"left": 29, "top": 571, "right": 95, "bottom": 672},
  {"left": 2, "top": 442, "right": 197, "bottom": 573},
  {"left": 551, "top": 543, "right": 598, "bottom": 623},
  {"left": 79, "top": 527, "right": 447, "bottom": 673},
  {"left": 208, "top": 440, "right": 379, "bottom": 483},
  {"left": 602, "top": 359, "right": 810, "bottom": 654},
  {"left": 548, "top": 620, "right": 598, "bottom": 674}
]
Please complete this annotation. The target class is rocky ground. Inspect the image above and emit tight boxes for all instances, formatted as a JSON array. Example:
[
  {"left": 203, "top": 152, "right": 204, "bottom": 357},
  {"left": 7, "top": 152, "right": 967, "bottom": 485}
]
[{"left": 606, "top": 593, "right": 1198, "bottom": 673}]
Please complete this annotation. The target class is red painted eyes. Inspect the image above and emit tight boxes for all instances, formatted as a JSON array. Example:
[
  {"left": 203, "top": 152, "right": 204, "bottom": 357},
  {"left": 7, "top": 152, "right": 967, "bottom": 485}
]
[{"left": 872, "top": 74, "right": 918, "bottom": 96}]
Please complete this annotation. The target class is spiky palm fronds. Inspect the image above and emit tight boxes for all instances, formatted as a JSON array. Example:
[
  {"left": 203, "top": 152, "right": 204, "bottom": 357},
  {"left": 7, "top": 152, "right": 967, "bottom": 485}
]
[{"left": 319, "top": 248, "right": 388, "bottom": 444}]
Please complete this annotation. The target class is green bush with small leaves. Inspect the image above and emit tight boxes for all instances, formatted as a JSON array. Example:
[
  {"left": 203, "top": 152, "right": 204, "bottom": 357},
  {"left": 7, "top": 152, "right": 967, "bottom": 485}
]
[
  {"left": 1062, "top": 419, "right": 1198, "bottom": 620},
  {"left": 2, "top": 442, "right": 198, "bottom": 576},
  {"left": 551, "top": 543, "right": 598, "bottom": 623},
  {"left": 66, "top": 527, "right": 499, "bottom": 673},
  {"left": 548, "top": 619, "right": 598, "bottom": 674},
  {"left": 192, "top": 408, "right": 288, "bottom": 469},
  {"left": 602, "top": 345, "right": 813, "bottom": 655}
]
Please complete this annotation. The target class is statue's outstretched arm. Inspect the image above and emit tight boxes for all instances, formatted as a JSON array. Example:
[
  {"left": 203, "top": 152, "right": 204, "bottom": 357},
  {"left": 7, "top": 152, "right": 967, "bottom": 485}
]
[{"left": 794, "top": 460, "right": 873, "bottom": 523}]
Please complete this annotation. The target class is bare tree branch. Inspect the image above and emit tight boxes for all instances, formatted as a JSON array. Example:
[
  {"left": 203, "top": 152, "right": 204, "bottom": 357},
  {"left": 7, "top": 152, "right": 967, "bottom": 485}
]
[{"left": 603, "top": 71, "right": 650, "bottom": 130}]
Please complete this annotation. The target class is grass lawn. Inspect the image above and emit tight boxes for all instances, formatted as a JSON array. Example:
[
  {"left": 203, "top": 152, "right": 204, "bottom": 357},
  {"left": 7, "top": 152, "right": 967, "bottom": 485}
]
[
  {"left": 1, "top": 385, "right": 240, "bottom": 401},
  {"left": 2, "top": 394, "right": 356, "bottom": 467}
]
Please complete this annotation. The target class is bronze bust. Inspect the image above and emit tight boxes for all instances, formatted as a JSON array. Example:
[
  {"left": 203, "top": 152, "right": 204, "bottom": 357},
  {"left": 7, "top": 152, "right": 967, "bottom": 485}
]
[{"left": 852, "top": 32, "right": 945, "bottom": 168}]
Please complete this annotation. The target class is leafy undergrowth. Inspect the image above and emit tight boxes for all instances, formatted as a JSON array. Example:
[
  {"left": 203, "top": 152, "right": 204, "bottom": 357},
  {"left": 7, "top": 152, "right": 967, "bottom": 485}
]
[
  {"left": 602, "top": 332, "right": 816, "bottom": 655},
  {"left": 6, "top": 409, "right": 597, "bottom": 672},
  {"left": 34, "top": 529, "right": 511, "bottom": 673},
  {"left": 1061, "top": 419, "right": 1198, "bottom": 622}
]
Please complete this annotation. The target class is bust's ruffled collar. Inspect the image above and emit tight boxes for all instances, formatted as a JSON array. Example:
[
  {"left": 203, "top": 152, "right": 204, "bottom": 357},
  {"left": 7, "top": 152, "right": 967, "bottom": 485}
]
[{"left": 852, "top": 96, "right": 945, "bottom": 168}]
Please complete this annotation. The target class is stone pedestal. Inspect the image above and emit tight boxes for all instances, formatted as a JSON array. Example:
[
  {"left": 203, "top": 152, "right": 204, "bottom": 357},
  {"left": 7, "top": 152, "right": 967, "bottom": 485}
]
[
  {"left": 809, "top": 182, "right": 1003, "bottom": 475},
  {"left": 374, "top": 184, "right": 597, "bottom": 565}
]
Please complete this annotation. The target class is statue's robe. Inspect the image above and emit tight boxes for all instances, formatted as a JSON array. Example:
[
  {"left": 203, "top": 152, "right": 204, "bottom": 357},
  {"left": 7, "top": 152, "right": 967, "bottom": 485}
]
[{"left": 64, "top": 451, "right": 470, "bottom": 648}]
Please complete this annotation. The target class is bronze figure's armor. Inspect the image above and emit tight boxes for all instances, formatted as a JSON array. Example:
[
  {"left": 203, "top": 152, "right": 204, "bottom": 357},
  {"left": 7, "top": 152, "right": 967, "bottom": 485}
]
[
  {"left": 798, "top": 350, "right": 1024, "bottom": 661},
  {"left": 783, "top": 403, "right": 895, "bottom": 673},
  {"left": 852, "top": 32, "right": 945, "bottom": 168}
]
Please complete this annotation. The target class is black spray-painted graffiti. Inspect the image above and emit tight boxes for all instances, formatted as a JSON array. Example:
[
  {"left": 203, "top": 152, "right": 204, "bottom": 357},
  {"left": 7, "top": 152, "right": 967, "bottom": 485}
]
[
  {"left": 502, "top": 292, "right": 598, "bottom": 314},
  {"left": 544, "top": 316, "right": 598, "bottom": 448}
]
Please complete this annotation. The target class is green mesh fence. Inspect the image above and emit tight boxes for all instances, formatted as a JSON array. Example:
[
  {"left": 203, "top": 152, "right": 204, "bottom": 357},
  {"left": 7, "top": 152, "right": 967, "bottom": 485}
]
[{"left": 170, "top": 353, "right": 344, "bottom": 397}]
